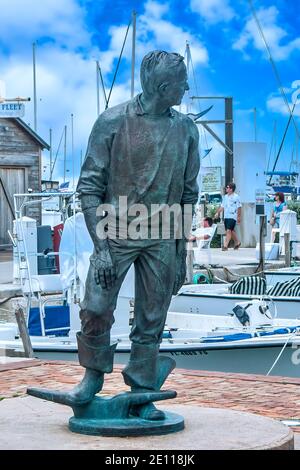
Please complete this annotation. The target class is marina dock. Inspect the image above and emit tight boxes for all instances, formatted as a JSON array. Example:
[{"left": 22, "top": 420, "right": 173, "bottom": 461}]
[{"left": 0, "top": 247, "right": 286, "bottom": 302}]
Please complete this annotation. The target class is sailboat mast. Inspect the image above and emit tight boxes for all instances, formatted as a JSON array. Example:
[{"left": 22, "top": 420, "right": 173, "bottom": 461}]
[
  {"left": 63, "top": 125, "right": 67, "bottom": 184},
  {"left": 186, "top": 41, "right": 191, "bottom": 114},
  {"left": 32, "top": 42, "right": 37, "bottom": 132},
  {"left": 268, "top": 102, "right": 297, "bottom": 184},
  {"left": 71, "top": 114, "right": 74, "bottom": 189},
  {"left": 96, "top": 61, "right": 100, "bottom": 116},
  {"left": 131, "top": 10, "right": 136, "bottom": 99},
  {"left": 296, "top": 131, "right": 299, "bottom": 170},
  {"left": 49, "top": 128, "right": 53, "bottom": 180},
  {"left": 274, "top": 120, "right": 277, "bottom": 162}
]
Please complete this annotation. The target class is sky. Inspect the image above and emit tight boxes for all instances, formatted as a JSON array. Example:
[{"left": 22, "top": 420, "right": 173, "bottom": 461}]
[{"left": 0, "top": 0, "right": 300, "bottom": 186}]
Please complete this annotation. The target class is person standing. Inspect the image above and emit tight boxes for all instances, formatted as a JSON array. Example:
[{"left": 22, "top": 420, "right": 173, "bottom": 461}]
[
  {"left": 216, "top": 182, "right": 242, "bottom": 250},
  {"left": 270, "top": 192, "right": 287, "bottom": 229}
]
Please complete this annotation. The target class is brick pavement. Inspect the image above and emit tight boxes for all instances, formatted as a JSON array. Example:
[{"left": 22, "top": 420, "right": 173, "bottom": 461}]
[{"left": 0, "top": 359, "right": 300, "bottom": 435}]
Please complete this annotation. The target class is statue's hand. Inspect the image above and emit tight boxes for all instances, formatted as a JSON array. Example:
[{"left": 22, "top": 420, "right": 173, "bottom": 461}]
[
  {"left": 90, "top": 242, "right": 116, "bottom": 290},
  {"left": 172, "top": 239, "right": 187, "bottom": 295}
]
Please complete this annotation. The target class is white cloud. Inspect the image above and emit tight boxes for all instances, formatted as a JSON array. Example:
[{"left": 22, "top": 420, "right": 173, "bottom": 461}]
[
  {"left": 190, "top": 0, "right": 235, "bottom": 24},
  {"left": 100, "top": 24, "right": 133, "bottom": 75},
  {"left": 0, "top": 0, "right": 90, "bottom": 49},
  {"left": 266, "top": 94, "right": 300, "bottom": 118},
  {"left": 233, "top": 6, "right": 300, "bottom": 61},
  {"left": 0, "top": 0, "right": 209, "bottom": 182},
  {"left": 266, "top": 82, "right": 300, "bottom": 123},
  {"left": 144, "top": 0, "right": 169, "bottom": 19},
  {"left": 101, "top": 1, "right": 208, "bottom": 74},
  {"left": 1, "top": 48, "right": 103, "bottom": 180},
  {"left": 139, "top": 11, "right": 208, "bottom": 65},
  {"left": 0, "top": 0, "right": 101, "bottom": 182}
]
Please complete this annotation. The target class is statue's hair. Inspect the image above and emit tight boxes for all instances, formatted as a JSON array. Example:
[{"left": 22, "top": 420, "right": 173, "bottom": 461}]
[{"left": 140, "top": 50, "right": 185, "bottom": 96}]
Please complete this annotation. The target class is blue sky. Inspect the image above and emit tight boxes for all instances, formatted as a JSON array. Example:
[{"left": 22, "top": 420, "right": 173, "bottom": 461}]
[{"left": 0, "top": 0, "right": 300, "bottom": 185}]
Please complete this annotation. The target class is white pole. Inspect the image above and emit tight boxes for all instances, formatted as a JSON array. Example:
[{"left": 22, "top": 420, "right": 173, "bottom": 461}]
[
  {"left": 274, "top": 120, "right": 277, "bottom": 163},
  {"left": 49, "top": 128, "right": 52, "bottom": 180},
  {"left": 0, "top": 80, "right": 6, "bottom": 102},
  {"left": 296, "top": 129, "right": 299, "bottom": 170},
  {"left": 186, "top": 41, "right": 191, "bottom": 114},
  {"left": 96, "top": 61, "right": 100, "bottom": 116},
  {"left": 32, "top": 42, "right": 37, "bottom": 132},
  {"left": 63, "top": 125, "right": 67, "bottom": 184},
  {"left": 131, "top": 11, "right": 136, "bottom": 99},
  {"left": 71, "top": 114, "right": 74, "bottom": 189}
]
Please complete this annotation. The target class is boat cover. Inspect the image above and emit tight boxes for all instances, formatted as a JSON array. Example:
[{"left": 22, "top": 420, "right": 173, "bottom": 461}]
[
  {"left": 201, "top": 326, "right": 300, "bottom": 343},
  {"left": 59, "top": 212, "right": 135, "bottom": 298}
]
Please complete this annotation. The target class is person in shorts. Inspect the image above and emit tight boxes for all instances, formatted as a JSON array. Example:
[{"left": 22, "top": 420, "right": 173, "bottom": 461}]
[{"left": 216, "top": 182, "right": 241, "bottom": 250}]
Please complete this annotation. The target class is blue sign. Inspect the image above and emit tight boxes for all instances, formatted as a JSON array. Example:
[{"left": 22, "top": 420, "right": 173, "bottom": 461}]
[{"left": 0, "top": 102, "right": 25, "bottom": 118}]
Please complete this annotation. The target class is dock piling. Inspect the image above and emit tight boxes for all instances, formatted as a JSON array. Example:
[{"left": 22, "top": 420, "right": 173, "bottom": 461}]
[{"left": 15, "top": 307, "right": 34, "bottom": 358}]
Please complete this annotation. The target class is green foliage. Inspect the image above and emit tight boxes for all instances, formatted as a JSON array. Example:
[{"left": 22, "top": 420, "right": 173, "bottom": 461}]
[
  {"left": 206, "top": 203, "right": 219, "bottom": 219},
  {"left": 287, "top": 201, "right": 300, "bottom": 224},
  {"left": 210, "top": 232, "right": 221, "bottom": 248}
]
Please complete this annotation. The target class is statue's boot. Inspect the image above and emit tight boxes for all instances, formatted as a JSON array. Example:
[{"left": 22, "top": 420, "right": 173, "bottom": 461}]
[
  {"left": 28, "top": 331, "right": 117, "bottom": 406},
  {"left": 131, "top": 401, "right": 165, "bottom": 421},
  {"left": 122, "top": 343, "right": 176, "bottom": 420},
  {"left": 28, "top": 367, "right": 105, "bottom": 406}
]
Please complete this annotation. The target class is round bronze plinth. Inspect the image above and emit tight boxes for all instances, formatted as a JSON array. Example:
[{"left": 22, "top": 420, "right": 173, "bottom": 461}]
[{"left": 69, "top": 411, "right": 184, "bottom": 437}]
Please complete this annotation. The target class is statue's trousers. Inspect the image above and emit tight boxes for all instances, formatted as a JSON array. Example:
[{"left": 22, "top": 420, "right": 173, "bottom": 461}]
[{"left": 79, "top": 238, "right": 176, "bottom": 389}]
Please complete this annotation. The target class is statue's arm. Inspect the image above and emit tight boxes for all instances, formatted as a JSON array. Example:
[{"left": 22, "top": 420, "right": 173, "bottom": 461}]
[
  {"left": 179, "top": 122, "right": 200, "bottom": 245},
  {"left": 172, "top": 122, "right": 200, "bottom": 295},
  {"left": 77, "top": 116, "right": 116, "bottom": 289},
  {"left": 181, "top": 121, "right": 200, "bottom": 210}
]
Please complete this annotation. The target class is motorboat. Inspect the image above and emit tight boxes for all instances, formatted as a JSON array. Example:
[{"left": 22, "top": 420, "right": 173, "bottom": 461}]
[
  {"left": 170, "top": 282, "right": 300, "bottom": 320},
  {"left": 1, "top": 300, "right": 300, "bottom": 377}
]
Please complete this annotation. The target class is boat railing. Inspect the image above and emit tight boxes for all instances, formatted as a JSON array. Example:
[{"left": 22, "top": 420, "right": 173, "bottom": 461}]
[{"left": 12, "top": 191, "right": 78, "bottom": 336}]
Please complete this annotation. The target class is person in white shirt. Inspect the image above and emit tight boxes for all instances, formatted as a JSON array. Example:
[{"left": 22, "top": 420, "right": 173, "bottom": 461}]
[
  {"left": 216, "top": 182, "right": 242, "bottom": 251},
  {"left": 189, "top": 216, "right": 214, "bottom": 247}
]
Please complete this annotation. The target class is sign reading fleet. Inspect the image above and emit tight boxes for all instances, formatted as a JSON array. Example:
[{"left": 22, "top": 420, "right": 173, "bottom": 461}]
[{"left": 0, "top": 102, "right": 25, "bottom": 118}]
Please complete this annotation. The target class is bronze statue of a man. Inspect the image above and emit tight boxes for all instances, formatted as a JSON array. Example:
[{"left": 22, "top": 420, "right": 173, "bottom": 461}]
[{"left": 61, "top": 51, "right": 199, "bottom": 420}]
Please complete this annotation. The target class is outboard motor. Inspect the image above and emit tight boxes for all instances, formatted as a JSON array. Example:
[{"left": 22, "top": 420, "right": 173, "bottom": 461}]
[
  {"left": 232, "top": 304, "right": 250, "bottom": 327},
  {"left": 232, "top": 299, "right": 273, "bottom": 329}
]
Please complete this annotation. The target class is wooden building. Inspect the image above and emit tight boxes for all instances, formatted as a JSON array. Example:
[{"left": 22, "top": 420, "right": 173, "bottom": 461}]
[{"left": 0, "top": 118, "right": 50, "bottom": 248}]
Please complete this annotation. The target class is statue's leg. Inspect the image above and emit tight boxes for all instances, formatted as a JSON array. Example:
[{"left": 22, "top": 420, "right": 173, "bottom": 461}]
[
  {"left": 65, "top": 331, "right": 116, "bottom": 405},
  {"left": 67, "top": 241, "right": 137, "bottom": 405},
  {"left": 122, "top": 343, "right": 176, "bottom": 419},
  {"left": 122, "top": 240, "right": 177, "bottom": 420}
]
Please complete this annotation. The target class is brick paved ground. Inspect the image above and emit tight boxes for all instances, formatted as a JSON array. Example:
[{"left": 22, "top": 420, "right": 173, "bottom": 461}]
[{"left": 0, "top": 360, "right": 300, "bottom": 435}]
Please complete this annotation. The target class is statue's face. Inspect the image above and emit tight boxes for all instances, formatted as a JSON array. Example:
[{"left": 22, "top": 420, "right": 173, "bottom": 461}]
[{"left": 160, "top": 63, "right": 189, "bottom": 107}]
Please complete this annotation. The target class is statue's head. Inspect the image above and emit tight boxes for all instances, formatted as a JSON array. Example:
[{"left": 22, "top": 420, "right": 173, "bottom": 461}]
[{"left": 140, "top": 50, "right": 189, "bottom": 106}]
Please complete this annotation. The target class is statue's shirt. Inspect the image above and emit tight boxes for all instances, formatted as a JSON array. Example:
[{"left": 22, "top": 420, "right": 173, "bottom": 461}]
[{"left": 77, "top": 95, "right": 200, "bottom": 238}]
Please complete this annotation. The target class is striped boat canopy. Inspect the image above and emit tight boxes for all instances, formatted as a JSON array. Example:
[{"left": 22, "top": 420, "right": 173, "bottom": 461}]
[
  {"left": 229, "top": 275, "right": 267, "bottom": 296},
  {"left": 267, "top": 277, "right": 300, "bottom": 297}
]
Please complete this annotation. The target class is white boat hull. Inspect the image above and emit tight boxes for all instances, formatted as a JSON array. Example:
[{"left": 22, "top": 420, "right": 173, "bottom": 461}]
[
  {"left": 170, "top": 285, "right": 300, "bottom": 319},
  {"left": 2, "top": 331, "right": 300, "bottom": 378},
  {"left": 23, "top": 342, "right": 300, "bottom": 378}
]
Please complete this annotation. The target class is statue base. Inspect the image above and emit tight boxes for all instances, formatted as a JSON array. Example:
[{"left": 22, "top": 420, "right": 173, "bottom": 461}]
[
  {"left": 69, "top": 411, "right": 184, "bottom": 437},
  {"left": 27, "top": 387, "right": 184, "bottom": 437}
]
